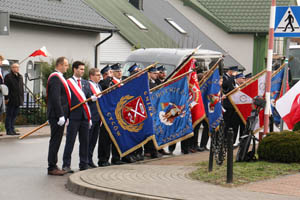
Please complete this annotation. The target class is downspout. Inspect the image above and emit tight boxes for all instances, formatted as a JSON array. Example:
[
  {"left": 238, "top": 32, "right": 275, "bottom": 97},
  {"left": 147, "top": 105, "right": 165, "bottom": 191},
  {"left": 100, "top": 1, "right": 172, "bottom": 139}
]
[{"left": 95, "top": 30, "right": 114, "bottom": 68}]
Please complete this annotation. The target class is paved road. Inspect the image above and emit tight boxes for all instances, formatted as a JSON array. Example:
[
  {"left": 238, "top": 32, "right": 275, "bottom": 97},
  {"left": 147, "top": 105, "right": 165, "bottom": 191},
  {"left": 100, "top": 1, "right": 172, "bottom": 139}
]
[{"left": 0, "top": 136, "right": 94, "bottom": 200}]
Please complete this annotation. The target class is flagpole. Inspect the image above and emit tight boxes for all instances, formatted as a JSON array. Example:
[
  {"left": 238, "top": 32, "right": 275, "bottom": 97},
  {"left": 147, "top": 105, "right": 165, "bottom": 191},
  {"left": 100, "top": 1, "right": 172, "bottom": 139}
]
[
  {"left": 280, "top": 39, "right": 290, "bottom": 131},
  {"left": 150, "top": 70, "right": 193, "bottom": 92},
  {"left": 19, "top": 56, "right": 30, "bottom": 65},
  {"left": 264, "top": 0, "right": 276, "bottom": 135},
  {"left": 165, "top": 45, "right": 201, "bottom": 81},
  {"left": 198, "top": 58, "right": 223, "bottom": 86},
  {"left": 19, "top": 63, "right": 157, "bottom": 139}
]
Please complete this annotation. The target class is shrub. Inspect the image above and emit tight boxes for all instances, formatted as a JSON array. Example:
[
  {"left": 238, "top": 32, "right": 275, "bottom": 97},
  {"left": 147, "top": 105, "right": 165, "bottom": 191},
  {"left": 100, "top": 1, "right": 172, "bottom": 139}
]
[
  {"left": 293, "top": 121, "right": 300, "bottom": 131},
  {"left": 258, "top": 131, "right": 300, "bottom": 163},
  {"left": 41, "top": 59, "right": 90, "bottom": 89}
]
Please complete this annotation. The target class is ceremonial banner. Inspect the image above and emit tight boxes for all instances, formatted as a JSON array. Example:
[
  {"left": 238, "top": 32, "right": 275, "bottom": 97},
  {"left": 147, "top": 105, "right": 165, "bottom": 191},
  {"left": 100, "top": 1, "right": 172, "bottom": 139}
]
[
  {"left": 228, "top": 71, "right": 266, "bottom": 131},
  {"left": 167, "top": 58, "right": 205, "bottom": 127},
  {"left": 276, "top": 80, "right": 300, "bottom": 130},
  {"left": 151, "top": 76, "right": 193, "bottom": 149},
  {"left": 200, "top": 68, "right": 222, "bottom": 131},
  {"left": 271, "top": 65, "right": 289, "bottom": 125},
  {"left": 97, "top": 73, "right": 154, "bottom": 157}
]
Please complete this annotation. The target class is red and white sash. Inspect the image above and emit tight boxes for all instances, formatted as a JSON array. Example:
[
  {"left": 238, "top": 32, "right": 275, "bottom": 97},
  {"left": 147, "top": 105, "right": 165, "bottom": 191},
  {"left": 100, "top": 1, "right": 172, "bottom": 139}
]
[
  {"left": 89, "top": 81, "right": 101, "bottom": 95},
  {"left": 112, "top": 77, "right": 122, "bottom": 87},
  {"left": 47, "top": 72, "right": 71, "bottom": 108},
  {"left": 67, "top": 78, "right": 91, "bottom": 122}
]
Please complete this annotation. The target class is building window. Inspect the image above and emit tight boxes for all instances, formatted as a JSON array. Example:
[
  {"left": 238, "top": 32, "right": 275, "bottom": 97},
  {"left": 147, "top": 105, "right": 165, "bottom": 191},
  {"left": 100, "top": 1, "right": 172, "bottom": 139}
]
[
  {"left": 125, "top": 14, "right": 147, "bottom": 30},
  {"left": 165, "top": 18, "right": 187, "bottom": 34}
]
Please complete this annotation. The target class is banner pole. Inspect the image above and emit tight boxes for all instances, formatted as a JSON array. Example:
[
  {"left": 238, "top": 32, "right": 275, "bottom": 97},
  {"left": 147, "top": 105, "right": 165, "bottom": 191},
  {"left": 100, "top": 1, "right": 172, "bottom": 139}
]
[{"left": 264, "top": 0, "right": 276, "bottom": 135}]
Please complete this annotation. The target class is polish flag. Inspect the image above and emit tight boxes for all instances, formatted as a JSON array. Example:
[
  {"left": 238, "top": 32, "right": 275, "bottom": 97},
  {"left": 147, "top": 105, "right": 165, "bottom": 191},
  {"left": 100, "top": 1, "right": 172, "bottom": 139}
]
[
  {"left": 276, "top": 80, "right": 300, "bottom": 130},
  {"left": 29, "top": 46, "right": 49, "bottom": 57}
]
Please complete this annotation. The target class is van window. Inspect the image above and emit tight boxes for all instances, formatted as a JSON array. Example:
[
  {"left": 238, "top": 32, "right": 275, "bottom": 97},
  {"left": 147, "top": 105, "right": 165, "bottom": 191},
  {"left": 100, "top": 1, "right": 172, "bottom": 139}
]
[{"left": 289, "top": 48, "right": 300, "bottom": 85}]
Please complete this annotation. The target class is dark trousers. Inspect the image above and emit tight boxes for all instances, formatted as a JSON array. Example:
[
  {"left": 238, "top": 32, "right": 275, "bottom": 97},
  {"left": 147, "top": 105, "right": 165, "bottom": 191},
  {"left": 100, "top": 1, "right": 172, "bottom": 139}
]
[
  {"left": 168, "top": 139, "right": 190, "bottom": 153},
  {"left": 232, "top": 112, "right": 245, "bottom": 144},
  {"left": 200, "top": 121, "right": 209, "bottom": 148},
  {"left": 98, "top": 124, "right": 120, "bottom": 163},
  {"left": 191, "top": 123, "right": 201, "bottom": 149},
  {"left": 63, "top": 119, "right": 89, "bottom": 169},
  {"left": 48, "top": 119, "right": 65, "bottom": 171},
  {"left": 144, "top": 140, "right": 157, "bottom": 156},
  {"left": 88, "top": 120, "right": 100, "bottom": 165},
  {"left": 5, "top": 105, "right": 19, "bottom": 133}
]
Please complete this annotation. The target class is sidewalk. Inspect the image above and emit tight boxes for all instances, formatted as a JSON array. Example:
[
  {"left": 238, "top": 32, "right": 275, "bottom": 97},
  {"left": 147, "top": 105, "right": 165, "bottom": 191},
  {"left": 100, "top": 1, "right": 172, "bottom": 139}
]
[
  {"left": 0, "top": 125, "right": 50, "bottom": 140},
  {"left": 67, "top": 151, "right": 300, "bottom": 200}
]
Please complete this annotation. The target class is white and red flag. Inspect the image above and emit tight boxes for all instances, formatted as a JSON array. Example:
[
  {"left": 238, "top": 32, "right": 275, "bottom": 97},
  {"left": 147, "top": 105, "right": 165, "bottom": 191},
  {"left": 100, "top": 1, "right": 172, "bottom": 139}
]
[
  {"left": 228, "top": 71, "right": 266, "bottom": 131},
  {"left": 29, "top": 46, "right": 50, "bottom": 57},
  {"left": 276, "top": 80, "right": 300, "bottom": 130}
]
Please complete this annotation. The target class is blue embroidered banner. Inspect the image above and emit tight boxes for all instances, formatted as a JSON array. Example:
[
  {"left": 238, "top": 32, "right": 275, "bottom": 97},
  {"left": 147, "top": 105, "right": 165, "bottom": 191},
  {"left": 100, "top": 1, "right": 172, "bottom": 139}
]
[
  {"left": 271, "top": 67, "right": 285, "bottom": 125},
  {"left": 150, "top": 76, "right": 193, "bottom": 149},
  {"left": 97, "top": 73, "right": 154, "bottom": 157},
  {"left": 200, "top": 68, "right": 222, "bottom": 131}
]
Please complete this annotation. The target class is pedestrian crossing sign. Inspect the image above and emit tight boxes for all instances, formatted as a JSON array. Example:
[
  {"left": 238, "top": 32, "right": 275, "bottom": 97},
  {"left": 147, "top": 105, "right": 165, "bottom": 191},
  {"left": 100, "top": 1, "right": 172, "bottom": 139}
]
[{"left": 275, "top": 6, "right": 300, "bottom": 37}]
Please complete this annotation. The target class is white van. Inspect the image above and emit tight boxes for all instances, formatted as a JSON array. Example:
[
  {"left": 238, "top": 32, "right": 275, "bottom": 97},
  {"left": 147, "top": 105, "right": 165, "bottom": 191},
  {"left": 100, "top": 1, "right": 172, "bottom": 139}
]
[{"left": 122, "top": 48, "right": 224, "bottom": 77}]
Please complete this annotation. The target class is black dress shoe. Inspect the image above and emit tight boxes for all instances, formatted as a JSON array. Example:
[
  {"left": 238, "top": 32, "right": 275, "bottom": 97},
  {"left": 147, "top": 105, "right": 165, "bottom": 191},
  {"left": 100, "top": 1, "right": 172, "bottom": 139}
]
[
  {"left": 88, "top": 162, "right": 97, "bottom": 168},
  {"left": 12, "top": 130, "right": 20, "bottom": 135},
  {"left": 158, "top": 149, "right": 172, "bottom": 155},
  {"left": 135, "top": 154, "right": 144, "bottom": 161},
  {"left": 121, "top": 156, "right": 136, "bottom": 163},
  {"left": 111, "top": 160, "right": 125, "bottom": 165},
  {"left": 181, "top": 150, "right": 189, "bottom": 154},
  {"left": 98, "top": 161, "right": 111, "bottom": 167},
  {"left": 6, "top": 131, "right": 15, "bottom": 135},
  {"left": 62, "top": 166, "right": 74, "bottom": 173}
]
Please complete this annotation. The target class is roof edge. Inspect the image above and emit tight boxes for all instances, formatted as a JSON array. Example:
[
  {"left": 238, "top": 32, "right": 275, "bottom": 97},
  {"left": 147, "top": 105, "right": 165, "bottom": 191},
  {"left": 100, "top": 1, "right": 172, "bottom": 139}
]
[{"left": 10, "top": 14, "right": 118, "bottom": 33}]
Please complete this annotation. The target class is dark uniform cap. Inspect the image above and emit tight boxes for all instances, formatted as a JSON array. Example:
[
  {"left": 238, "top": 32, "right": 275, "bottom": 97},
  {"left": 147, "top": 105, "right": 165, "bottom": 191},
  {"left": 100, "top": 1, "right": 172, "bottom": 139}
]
[
  {"left": 111, "top": 63, "right": 121, "bottom": 71},
  {"left": 236, "top": 73, "right": 245, "bottom": 79},
  {"left": 245, "top": 73, "right": 252, "bottom": 79},
  {"left": 100, "top": 65, "right": 110, "bottom": 74},
  {"left": 228, "top": 66, "right": 239, "bottom": 71},
  {"left": 128, "top": 63, "right": 139, "bottom": 73},
  {"left": 157, "top": 65, "right": 166, "bottom": 72},
  {"left": 149, "top": 67, "right": 158, "bottom": 72}
]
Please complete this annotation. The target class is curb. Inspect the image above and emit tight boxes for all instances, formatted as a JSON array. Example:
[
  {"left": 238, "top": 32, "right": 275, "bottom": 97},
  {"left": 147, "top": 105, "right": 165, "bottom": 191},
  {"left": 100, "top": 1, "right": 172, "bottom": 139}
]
[
  {"left": 66, "top": 170, "right": 174, "bottom": 200},
  {"left": 0, "top": 133, "right": 50, "bottom": 141}
]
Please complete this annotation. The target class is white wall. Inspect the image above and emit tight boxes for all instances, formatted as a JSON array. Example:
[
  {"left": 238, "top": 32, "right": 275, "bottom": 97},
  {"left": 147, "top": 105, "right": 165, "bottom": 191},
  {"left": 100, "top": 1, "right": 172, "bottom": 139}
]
[
  {"left": 0, "top": 22, "right": 100, "bottom": 73},
  {"left": 169, "top": 0, "right": 254, "bottom": 72},
  {"left": 99, "top": 32, "right": 132, "bottom": 67}
]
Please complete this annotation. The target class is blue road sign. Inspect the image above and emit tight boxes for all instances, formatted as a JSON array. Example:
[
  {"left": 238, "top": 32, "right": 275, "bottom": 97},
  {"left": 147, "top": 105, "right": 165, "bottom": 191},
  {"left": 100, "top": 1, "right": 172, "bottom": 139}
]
[{"left": 275, "top": 6, "right": 300, "bottom": 37}]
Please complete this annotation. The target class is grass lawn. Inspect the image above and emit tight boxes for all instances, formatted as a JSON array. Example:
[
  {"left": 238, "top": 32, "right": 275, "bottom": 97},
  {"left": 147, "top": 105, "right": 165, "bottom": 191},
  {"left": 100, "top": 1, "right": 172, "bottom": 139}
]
[{"left": 189, "top": 160, "right": 300, "bottom": 187}]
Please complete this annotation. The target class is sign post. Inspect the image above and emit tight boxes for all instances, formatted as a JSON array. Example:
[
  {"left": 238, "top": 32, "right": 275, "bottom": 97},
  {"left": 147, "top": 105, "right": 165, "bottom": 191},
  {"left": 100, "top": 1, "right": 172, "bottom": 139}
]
[{"left": 274, "top": 6, "right": 300, "bottom": 131}]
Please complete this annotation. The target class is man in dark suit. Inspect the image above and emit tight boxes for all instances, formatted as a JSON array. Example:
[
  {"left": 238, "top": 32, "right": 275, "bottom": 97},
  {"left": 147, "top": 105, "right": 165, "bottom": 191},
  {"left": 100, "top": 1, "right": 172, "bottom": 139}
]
[
  {"left": 98, "top": 63, "right": 126, "bottom": 165},
  {"left": 98, "top": 65, "right": 113, "bottom": 167},
  {"left": 4, "top": 63, "right": 24, "bottom": 136},
  {"left": 155, "top": 65, "right": 167, "bottom": 85},
  {"left": 47, "top": 57, "right": 70, "bottom": 176},
  {"left": 222, "top": 66, "right": 239, "bottom": 144},
  {"left": 87, "top": 68, "right": 102, "bottom": 168},
  {"left": 62, "top": 61, "right": 96, "bottom": 172}
]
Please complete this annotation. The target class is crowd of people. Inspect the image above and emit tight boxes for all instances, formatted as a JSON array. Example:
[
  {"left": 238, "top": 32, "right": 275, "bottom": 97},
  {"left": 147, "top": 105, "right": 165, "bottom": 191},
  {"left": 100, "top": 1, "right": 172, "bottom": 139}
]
[
  {"left": 46, "top": 57, "right": 213, "bottom": 176},
  {"left": 1, "top": 54, "right": 250, "bottom": 176}
]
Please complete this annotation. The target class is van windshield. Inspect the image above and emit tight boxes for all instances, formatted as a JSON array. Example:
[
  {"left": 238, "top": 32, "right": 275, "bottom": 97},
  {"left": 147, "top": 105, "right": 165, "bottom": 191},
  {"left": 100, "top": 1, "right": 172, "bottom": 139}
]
[{"left": 289, "top": 48, "right": 300, "bottom": 84}]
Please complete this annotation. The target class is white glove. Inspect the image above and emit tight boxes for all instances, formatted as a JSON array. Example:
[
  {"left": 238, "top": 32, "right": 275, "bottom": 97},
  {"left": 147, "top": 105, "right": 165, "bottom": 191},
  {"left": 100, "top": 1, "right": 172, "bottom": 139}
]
[
  {"left": 57, "top": 116, "right": 65, "bottom": 126},
  {"left": 91, "top": 95, "right": 97, "bottom": 102},
  {"left": 65, "top": 118, "right": 69, "bottom": 126},
  {"left": 89, "top": 120, "right": 92, "bottom": 129}
]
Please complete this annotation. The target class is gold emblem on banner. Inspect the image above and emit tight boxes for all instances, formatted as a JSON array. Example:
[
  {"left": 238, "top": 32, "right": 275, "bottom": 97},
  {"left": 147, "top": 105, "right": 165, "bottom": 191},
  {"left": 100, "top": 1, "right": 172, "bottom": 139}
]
[{"left": 115, "top": 95, "right": 145, "bottom": 132}]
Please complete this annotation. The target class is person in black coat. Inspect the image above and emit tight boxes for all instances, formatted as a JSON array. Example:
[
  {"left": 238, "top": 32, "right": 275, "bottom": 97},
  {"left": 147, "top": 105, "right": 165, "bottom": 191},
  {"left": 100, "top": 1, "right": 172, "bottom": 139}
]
[
  {"left": 4, "top": 63, "right": 24, "bottom": 136},
  {"left": 222, "top": 66, "right": 239, "bottom": 144},
  {"left": 46, "top": 57, "right": 70, "bottom": 176}
]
